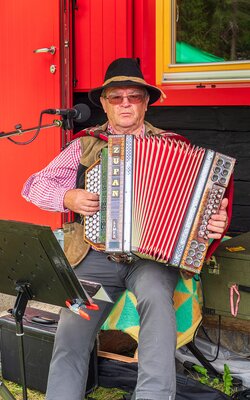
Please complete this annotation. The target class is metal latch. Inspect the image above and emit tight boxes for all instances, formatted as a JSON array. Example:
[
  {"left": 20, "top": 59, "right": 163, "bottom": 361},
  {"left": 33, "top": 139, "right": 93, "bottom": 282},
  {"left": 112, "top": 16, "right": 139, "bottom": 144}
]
[{"left": 205, "top": 255, "right": 220, "bottom": 274}]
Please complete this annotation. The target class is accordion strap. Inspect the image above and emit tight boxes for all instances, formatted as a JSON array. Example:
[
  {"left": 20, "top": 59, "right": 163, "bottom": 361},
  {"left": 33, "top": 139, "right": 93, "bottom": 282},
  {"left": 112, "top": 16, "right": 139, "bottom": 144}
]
[
  {"left": 73, "top": 124, "right": 109, "bottom": 142},
  {"left": 72, "top": 122, "right": 190, "bottom": 145}
]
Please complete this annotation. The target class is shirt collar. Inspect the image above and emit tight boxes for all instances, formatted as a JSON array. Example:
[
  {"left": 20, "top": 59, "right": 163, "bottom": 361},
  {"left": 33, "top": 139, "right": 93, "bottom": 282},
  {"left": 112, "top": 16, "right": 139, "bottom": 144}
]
[{"left": 107, "top": 124, "right": 145, "bottom": 137}]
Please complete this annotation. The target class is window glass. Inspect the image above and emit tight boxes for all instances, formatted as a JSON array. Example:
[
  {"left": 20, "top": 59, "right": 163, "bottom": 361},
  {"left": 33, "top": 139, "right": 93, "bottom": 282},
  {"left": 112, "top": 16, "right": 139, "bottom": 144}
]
[{"left": 175, "top": 0, "right": 250, "bottom": 64}]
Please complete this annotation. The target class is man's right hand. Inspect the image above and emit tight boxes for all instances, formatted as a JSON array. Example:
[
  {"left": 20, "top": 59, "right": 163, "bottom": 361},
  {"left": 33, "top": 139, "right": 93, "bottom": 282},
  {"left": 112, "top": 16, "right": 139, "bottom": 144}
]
[{"left": 63, "top": 189, "right": 99, "bottom": 216}]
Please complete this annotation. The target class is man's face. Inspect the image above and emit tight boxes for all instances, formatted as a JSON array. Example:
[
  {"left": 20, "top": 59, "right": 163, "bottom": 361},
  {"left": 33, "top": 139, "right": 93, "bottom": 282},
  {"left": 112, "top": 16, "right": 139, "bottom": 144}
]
[{"left": 100, "top": 86, "right": 149, "bottom": 134}]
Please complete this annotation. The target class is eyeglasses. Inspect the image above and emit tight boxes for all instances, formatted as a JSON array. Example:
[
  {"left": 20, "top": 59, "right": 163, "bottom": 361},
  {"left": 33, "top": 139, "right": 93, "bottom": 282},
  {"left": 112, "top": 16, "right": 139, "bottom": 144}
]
[{"left": 103, "top": 93, "right": 145, "bottom": 105}]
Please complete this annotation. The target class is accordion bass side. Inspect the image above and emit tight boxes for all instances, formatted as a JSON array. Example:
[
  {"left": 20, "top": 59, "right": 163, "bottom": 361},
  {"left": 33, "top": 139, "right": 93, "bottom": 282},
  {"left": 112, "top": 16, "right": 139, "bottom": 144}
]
[{"left": 84, "top": 135, "right": 235, "bottom": 274}]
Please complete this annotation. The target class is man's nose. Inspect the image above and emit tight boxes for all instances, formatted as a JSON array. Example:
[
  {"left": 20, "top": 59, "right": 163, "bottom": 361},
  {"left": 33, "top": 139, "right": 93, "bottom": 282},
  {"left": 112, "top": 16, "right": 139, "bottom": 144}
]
[{"left": 120, "top": 96, "right": 131, "bottom": 105}]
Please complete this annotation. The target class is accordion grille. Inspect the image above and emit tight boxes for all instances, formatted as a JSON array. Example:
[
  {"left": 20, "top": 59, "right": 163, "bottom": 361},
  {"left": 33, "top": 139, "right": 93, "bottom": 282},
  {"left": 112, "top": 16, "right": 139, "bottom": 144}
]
[{"left": 132, "top": 136, "right": 205, "bottom": 262}]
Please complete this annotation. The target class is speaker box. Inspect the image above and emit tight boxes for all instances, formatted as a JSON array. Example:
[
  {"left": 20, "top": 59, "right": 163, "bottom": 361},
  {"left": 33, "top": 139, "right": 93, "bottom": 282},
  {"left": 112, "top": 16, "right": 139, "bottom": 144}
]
[{"left": 0, "top": 307, "right": 98, "bottom": 394}]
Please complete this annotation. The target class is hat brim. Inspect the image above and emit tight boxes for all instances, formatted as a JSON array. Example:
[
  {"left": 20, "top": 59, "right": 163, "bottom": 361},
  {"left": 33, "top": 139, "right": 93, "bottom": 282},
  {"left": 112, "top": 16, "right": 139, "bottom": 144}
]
[{"left": 88, "top": 80, "right": 162, "bottom": 107}]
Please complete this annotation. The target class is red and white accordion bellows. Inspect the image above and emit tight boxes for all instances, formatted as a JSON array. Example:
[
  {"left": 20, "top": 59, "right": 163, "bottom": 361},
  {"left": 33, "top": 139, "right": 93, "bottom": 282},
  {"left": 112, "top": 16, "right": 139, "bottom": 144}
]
[{"left": 84, "top": 134, "right": 235, "bottom": 273}]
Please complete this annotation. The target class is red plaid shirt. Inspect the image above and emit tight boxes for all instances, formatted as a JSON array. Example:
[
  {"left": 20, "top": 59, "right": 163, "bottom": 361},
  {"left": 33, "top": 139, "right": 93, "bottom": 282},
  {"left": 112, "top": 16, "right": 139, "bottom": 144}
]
[{"left": 22, "top": 125, "right": 145, "bottom": 212}]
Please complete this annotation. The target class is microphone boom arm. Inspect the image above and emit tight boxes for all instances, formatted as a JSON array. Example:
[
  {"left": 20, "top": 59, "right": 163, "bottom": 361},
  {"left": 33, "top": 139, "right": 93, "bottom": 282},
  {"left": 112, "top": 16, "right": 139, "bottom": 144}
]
[{"left": 0, "top": 120, "right": 62, "bottom": 140}]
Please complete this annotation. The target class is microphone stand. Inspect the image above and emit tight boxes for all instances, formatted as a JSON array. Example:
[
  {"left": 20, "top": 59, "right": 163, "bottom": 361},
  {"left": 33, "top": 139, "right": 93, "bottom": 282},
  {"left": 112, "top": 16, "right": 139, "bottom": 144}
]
[
  {"left": 0, "top": 120, "right": 62, "bottom": 400},
  {"left": 0, "top": 120, "right": 62, "bottom": 140},
  {"left": 0, "top": 117, "right": 72, "bottom": 399}
]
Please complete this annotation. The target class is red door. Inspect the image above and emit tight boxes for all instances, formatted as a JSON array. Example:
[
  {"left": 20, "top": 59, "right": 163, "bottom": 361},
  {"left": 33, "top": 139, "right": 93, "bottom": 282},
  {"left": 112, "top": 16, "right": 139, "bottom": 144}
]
[{"left": 0, "top": 0, "right": 71, "bottom": 230}]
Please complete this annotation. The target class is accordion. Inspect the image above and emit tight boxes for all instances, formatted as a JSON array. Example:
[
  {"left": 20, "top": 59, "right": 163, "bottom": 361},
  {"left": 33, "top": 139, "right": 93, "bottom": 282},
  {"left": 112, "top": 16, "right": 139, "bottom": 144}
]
[{"left": 84, "top": 134, "right": 235, "bottom": 274}]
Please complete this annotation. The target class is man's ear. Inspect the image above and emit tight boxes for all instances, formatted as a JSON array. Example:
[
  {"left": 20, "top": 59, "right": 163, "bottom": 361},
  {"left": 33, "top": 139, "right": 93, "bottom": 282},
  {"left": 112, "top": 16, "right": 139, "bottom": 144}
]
[{"left": 100, "top": 97, "right": 107, "bottom": 113}]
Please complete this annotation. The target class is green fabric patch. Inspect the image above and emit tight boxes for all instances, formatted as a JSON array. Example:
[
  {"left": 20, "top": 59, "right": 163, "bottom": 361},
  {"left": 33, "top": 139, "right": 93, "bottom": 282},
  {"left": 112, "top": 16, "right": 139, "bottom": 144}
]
[{"left": 175, "top": 296, "right": 194, "bottom": 333}]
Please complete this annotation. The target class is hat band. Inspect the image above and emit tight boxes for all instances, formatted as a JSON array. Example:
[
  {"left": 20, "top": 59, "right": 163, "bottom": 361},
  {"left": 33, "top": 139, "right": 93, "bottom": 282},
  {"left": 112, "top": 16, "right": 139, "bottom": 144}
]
[
  {"left": 102, "top": 75, "right": 166, "bottom": 102},
  {"left": 103, "top": 75, "right": 147, "bottom": 86}
]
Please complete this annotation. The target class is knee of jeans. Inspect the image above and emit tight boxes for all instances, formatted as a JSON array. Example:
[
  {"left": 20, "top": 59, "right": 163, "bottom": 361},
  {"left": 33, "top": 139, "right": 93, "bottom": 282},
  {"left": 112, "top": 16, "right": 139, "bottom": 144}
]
[{"left": 135, "top": 281, "right": 175, "bottom": 312}]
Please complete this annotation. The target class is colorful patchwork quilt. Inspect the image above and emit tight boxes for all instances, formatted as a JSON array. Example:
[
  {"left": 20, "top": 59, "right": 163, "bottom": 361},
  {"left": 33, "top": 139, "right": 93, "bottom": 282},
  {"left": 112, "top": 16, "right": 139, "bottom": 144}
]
[{"left": 102, "top": 275, "right": 202, "bottom": 349}]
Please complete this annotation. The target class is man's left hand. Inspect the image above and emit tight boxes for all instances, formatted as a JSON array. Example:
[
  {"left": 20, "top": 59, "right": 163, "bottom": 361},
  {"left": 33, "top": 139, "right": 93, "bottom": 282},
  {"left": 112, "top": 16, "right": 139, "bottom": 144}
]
[
  {"left": 207, "top": 198, "right": 228, "bottom": 239},
  {"left": 182, "top": 198, "right": 229, "bottom": 280}
]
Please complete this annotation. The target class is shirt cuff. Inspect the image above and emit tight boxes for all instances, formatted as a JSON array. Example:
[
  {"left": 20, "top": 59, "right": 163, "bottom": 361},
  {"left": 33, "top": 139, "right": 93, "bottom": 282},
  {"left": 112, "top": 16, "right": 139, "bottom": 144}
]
[{"left": 55, "top": 188, "right": 71, "bottom": 212}]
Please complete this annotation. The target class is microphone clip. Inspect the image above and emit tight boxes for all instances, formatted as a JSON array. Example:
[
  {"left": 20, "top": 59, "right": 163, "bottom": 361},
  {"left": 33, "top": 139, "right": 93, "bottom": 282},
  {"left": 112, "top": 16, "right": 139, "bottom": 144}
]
[{"left": 61, "top": 114, "right": 74, "bottom": 130}]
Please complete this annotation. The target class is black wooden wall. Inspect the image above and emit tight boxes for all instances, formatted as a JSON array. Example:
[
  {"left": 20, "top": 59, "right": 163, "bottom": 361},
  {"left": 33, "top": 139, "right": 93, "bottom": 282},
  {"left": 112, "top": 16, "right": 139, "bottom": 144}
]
[
  {"left": 74, "top": 94, "right": 250, "bottom": 234},
  {"left": 146, "top": 106, "right": 250, "bottom": 234}
]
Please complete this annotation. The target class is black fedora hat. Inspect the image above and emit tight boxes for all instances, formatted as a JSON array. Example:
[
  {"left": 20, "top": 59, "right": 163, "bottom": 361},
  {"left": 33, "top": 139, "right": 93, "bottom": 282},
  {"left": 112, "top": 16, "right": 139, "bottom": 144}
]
[{"left": 88, "top": 58, "right": 165, "bottom": 107}]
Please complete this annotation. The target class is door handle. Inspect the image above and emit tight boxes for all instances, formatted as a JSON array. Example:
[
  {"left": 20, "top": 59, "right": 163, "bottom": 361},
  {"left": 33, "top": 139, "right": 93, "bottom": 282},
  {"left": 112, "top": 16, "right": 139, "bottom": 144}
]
[{"left": 33, "top": 46, "right": 56, "bottom": 55}]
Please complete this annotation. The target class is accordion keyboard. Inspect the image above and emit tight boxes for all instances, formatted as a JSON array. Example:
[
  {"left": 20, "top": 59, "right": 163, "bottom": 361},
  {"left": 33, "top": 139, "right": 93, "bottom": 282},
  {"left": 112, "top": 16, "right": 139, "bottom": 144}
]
[{"left": 84, "top": 162, "right": 101, "bottom": 244}]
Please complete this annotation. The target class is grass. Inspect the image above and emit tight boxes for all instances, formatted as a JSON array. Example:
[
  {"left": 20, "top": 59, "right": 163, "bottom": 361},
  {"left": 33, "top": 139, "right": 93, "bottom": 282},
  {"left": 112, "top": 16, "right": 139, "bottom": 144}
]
[
  {"left": 87, "top": 387, "right": 127, "bottom": 399},
  {"left": 0, "top": 379, "right": 43, "bottom": 400},
  {"left": 0, "top": 377, "right": 127, "bottom": 400},
  {"left": 188, "top": 364, "right": 239, "bottom": 398}
]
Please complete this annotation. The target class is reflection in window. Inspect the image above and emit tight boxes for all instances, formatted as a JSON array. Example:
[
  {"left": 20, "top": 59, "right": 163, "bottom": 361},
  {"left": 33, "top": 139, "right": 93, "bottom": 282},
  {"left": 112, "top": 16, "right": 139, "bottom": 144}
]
[{"left": 176, "top": 0, "right": 250, "bottom": 63}]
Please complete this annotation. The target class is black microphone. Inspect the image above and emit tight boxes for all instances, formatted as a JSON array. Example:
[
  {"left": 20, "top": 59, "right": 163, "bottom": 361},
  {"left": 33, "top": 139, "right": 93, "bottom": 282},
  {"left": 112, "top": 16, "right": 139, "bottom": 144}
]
[{"left": 42, "top": 103, "right": 91, "bottom": 123}]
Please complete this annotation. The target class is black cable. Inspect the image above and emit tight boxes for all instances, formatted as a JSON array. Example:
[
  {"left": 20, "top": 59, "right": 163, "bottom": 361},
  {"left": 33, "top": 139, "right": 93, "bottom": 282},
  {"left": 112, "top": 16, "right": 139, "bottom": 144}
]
[
  {"left": 7, "top": 111, "right": 44, "bottom": 145},
  {"left": 201, "top": 315, "right": 221, "bottom": 363},
  {"left": 201, "top": 324, "right": 214, "bottom": 343},
  {"left": 193, "top": 273, "right": 222, "bottom": 363}
]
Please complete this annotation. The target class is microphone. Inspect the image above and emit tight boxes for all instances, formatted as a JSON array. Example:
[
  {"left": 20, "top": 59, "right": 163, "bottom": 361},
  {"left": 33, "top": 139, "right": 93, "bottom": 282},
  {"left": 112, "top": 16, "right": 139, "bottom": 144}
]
[{"left": 42, "top": 103, "right": 91, "bottom": 123}]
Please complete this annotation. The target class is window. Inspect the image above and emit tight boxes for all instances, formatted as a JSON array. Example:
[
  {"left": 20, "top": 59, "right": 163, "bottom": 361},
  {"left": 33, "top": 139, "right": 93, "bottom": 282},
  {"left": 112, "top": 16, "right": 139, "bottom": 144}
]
[
  {"left": 175, "top": 0, "right": 250, "bottom": 64},
  {"left": 156, "top": 0, "right": 250, "bottom": 83}
]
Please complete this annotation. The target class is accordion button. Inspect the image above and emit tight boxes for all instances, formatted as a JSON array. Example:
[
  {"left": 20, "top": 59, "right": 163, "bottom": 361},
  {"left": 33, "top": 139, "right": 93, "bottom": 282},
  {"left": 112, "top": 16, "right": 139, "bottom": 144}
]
[
  {"left": 193, "top": 259, "right": 201, "bottom": 268},
  {"left": 196, "top": 251, "right": 203, "bottom": 259},
  {"left": 222, "top": 169, "right": 229, "bottom": 176},
  {"left": 217, "top": 158, "right": 224, "bottom": 166},
  {"left": 214, "top": 167, "right": 221, "bottom": 174},
  {"left": 185, "top": 257, "right": 193, "bottom": 265},
  {"left": 224, "top": 161, "right": 231, "bottom": 169},
  {"left": 198, "top": 231, "right": 205, "bottom": 238},
  {"left": 212, "top": 174, "right": 219, "bottom": 182},
  {"left": 198, "top": 243, "right": 206, "bottom": 252},
  {"left": 188, "top": 249, "right": 196, "bottom": 257},
  {"left": 219, "top": 177, "right": 226, "bottom": 185},
  {"left": 190, "top": 240, "right": 199, "bottom": 248}
]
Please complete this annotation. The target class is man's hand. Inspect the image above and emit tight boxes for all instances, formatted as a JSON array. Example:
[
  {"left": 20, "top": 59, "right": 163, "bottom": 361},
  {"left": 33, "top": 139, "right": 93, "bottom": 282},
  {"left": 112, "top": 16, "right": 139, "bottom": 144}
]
[
  {"left": 207, "top": 197, "right": 228, "bottom": 239},
  {"left": 63, "top": 189, "right": 99, "bottom": 216},
  {"left": 182, "top": 197, "right": 229, "bottom": 280}
]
